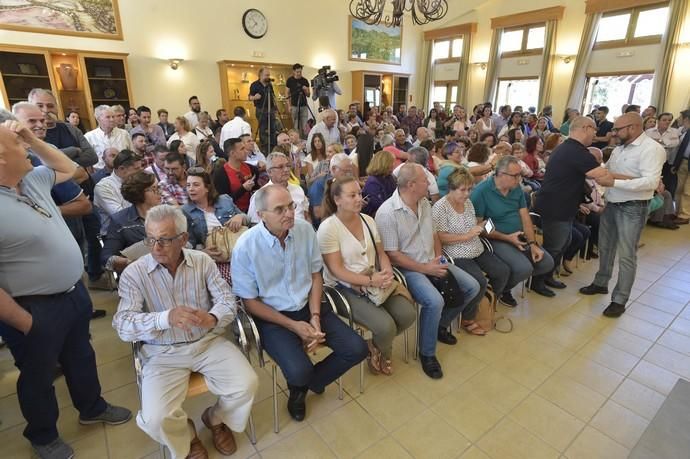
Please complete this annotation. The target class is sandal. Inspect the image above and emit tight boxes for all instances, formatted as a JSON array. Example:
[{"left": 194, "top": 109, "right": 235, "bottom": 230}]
[
  {"left": 380, "top": 358, "right": 393, "bottom": 376},
  {"left": 461, "top": 320, "right": 487, "bottom": 336},
  {"left": 562, "top": 260, "right": 573, "bottom": 275},
  {"left": 366, "top": 340, "right": 382, "bottom": 375}
]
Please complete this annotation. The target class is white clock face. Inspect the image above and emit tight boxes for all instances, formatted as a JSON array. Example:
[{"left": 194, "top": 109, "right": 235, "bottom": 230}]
[{"left": 243, "top": 9, "right": 267, "bottom": 39}]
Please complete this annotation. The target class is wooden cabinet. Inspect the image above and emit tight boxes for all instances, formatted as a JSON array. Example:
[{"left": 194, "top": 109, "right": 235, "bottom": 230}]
[
  {"left": 0, "top": 46, "right": 131, "bottom": 132},
  {"left": 351, "top": 70, "right": 409, "bottom": 113}
]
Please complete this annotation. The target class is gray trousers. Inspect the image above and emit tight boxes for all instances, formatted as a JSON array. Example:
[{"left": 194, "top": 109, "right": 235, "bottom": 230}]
[
  {"left": 648, "top": 190, "right": 674, "bottom": 222},
  {"left": 336, "top": 286, "right": 416, "bottom": 359}
]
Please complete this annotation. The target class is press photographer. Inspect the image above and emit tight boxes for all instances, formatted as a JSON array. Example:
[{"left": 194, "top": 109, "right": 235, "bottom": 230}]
[
  {"left": 249, "top": 67, "right": 280, "bottom": 152},
  {"left": 311, "top": 65, "right": 342, "bottom": 110},
  {"left": 286, "top": 63, "right": 311, "bottom": 138}
]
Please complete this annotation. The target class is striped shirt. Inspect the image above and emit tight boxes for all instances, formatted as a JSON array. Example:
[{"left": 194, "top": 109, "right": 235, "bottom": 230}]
[{"left": 113, "top": 249, "right": 237, "bottom": 344}]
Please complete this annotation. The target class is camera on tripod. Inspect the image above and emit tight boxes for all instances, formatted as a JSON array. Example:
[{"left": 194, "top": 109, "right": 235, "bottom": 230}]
[{"left": 311, "top": 66, "right": 339, "bottom": 92}]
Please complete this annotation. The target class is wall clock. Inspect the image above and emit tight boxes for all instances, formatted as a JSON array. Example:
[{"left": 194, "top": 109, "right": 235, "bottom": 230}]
[{"left": 242, "top": 9, "right": 267, "bottom": 39}]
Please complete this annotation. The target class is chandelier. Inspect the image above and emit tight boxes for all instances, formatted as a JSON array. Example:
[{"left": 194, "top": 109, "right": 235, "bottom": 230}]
[{"left": 349, "top": 0, "right": 449, "bottom": 27}]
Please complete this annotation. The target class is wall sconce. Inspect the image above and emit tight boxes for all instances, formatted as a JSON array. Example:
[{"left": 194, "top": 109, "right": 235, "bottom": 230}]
[
  {"left": 168, "top": 58, "right": 184, "bottom": 70},
  {"left": 472, "top": 62, "right": 487, "bottom": 70},
  {"left": 558, "top": 55, "right": 574, "bottom": 64}
]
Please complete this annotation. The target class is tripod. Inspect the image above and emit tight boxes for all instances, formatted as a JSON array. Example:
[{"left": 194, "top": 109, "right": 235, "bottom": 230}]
[
  {"left": 259, "top": 81, "right": 278, "bottom": 154},
  {"left": 291, "top": 86, "right": 316, "bottom": 139}
]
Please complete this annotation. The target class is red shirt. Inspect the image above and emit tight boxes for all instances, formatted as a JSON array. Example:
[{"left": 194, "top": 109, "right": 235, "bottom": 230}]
[{"left": 223, "top": 162, "right": 253, "bottom": 211}]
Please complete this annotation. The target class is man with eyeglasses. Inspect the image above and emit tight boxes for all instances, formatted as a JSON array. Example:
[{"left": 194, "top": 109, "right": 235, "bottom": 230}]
[
  {"left": 0, "top": 117, "right": 132, "bottom": 459},
  {"left": 247, "top": 152, "right": 310, "bottom": 223},
  {"left": 114, "top": 205, "right": 257, "bottom": 458},
  {"left": 232, "top": 185, "right": 367, "bottom": 422},
  {"left": 159, "top": 152, "right": 190, "bottom": 206},
  {"left": 580, "top": 113, "right": 665, "bottom": 318},
  {"left": 533, "top": 117, "right": 613, "bottom": 293},
  {"left": 471, "top": 156, "right": 555, "bottom": 299}
]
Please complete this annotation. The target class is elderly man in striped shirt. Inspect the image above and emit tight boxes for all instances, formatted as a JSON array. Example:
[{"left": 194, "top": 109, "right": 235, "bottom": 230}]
[{"left": 113, "top": 205, "right": 258, "bottom": 459}]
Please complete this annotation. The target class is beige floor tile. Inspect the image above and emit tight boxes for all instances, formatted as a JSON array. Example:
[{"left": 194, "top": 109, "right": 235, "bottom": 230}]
[
  {"left": 654, "top": 276, "right": 690, "bottom": 294},
  {"left": 538, "top": 323, "right": 595, "bottom": 351},
  {"left": 0, "top": 394, "right": 25, "bottom": 433},
  {"left": 590, "top": 400, "right": 649, "bottom": 449},
  {"left": 611, "top": 378, "right": 666, "bottom": 421},
  {"left": 491, "top": 353, "right": 555, "bottom": 390},
  {"left": 643, "top": 343, "right": 690, "bottom": 379},
  {"left": 303, "top": 382, "right": 352, "bottom": 423},
  {"left": 628, "top": 360, "right": 686, "bottom": 396},
  {"left": 260, "top": 426, "right": 336, "bottom": 459},
  {"left": 664, "top": 269, "right": 690, "bottom": 283},
  {"left": 0, "top": 424, "right": 32, "bottom": 458},
  {"left": 458, "top": 446, "right": 491, "bottom": 459},
  {"left": 555, "top": 355, "right": 624, "bottom": 397},
  {"left": 392, "top": 360, "right": 463, "bottom": 406},
  {"left": 508, "top": 394, "right": 584, "bottom": 451},
  {"left": 594, "top": 327, "right": 654, "bottom": 358},
  {"left": 626, "top": 302, "right": 676, "bottom": 328},
  {"left": 54, "top": 405, "right": 104, "bottom": 444},
  {"left": 612, "top": 315, "right": 665, "bottom": 341},
  {"left": 511, "top": 335, "right": 575, "bottom": 369},
  {"left": 312, "top": 401, "right": 387, "bottom": 458},
  {"left": 92, "top": 334, "right": 133, "bottom": 366},
  {"left": 355, "top": 379, "right": 425, "bottom": 432},
  {"left": 477, "top": 418, "right": 559, "bottom": 459},
  {"left": 635, "top": 292, "right": 687, "bottom": 315},
  {"left": 657, "top": 329, "right": 690, "bottom": 355},
  {"left": 536, "top": 375, "right": 606, "bottom": 422},
  {"left": 462, "top": 367, "right": 530, "bottom": 414},
  {"left": 392, "top": 409, "right": 471, "bottom": 459},
  {"left": 670, "top": 317, "right": 690, "bottom": 337},
  {"left": 356, "top": 435, "right": 413, "bottom": 458},
  {"left": 97, "top": 356, "right": 136, "bottom": 393},
  {"left": 0, "top": 365, "right": 19, "bottom": 399},
  {"left": 441, "top": 349, "right": 488, "bottom": 384},
  {"left": 645, "top": 285, "right": 690, "bottom": 304},
  {"left": 71, "top": 429, "right": 109, "bottom": 457},
  {"left": 430, "top": 390, "right": 504, "bottom": 442},
  {"left": 576, "top": 340, "right": 639, "bottom": 376},
  {"left": 247, "top": 391, "right": 308, "bottom": 451},
  {"left": 564, "top": 426, "right": 629, "bottom": 459}
]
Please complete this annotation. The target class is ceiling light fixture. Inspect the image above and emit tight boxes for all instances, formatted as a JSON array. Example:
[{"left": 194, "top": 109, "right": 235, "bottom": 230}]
[
  {"left": 349, "top": 0, "right": 449, "bottom": 27},
  {"left": 168, "top": 58, "right": 184, "bottom": 70}
]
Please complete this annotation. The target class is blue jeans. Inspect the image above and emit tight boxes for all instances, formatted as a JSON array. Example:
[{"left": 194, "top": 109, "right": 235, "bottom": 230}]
[
  {"left": 399, "top": 264, "right": 480, "bottom": 357},
  {"left": 0, "top": 281, "right": 107, "bottom": 445},
  {"left": 491, "top": 240, "right": 554, "bottom": 291},
  {"left": 593, "top": 200, "right": 649, "bottom": 305},
  {"left": 255, "top": 305, "right": 367, "bottom": 392}
]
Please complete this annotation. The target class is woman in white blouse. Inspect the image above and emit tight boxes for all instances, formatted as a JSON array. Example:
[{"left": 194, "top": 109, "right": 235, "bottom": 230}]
[
  {"left": 317, "top": 176, "right": 415, "bottom": 376},
  {"left": 168, "top": 115, "right": 199, "bottom": 163},
  {"left": 475, "top": 106, "right": 495, "bottom": 136},
  {"left": 433, "top": 168, "right": 515, "bottom": 314}
]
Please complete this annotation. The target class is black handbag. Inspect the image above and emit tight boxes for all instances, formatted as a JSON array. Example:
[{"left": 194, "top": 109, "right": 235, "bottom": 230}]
[{"left": 427, "top": 271, "right": 464, "bottom": 309}]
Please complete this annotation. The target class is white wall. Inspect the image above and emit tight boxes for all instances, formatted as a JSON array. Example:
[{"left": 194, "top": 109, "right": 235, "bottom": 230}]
[{"left": 0, "top": 0, "right": 424, "bottom": 118}]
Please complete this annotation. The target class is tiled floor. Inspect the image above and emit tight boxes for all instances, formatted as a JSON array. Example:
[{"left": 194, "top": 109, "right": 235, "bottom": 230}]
[{"left": 2, "top": 225, "right": 690, "bottom": 458}]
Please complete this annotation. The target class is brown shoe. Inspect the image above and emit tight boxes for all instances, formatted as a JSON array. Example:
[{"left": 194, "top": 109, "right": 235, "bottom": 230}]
[
  {"left": 202, "top": 406, "right": 237, "bottom": 456},
  {"left": 186, "top": 419, "right": 209, "bottom": 459},
  {"left": 673, "top": 217, "right": 690, "bottom": 225}
]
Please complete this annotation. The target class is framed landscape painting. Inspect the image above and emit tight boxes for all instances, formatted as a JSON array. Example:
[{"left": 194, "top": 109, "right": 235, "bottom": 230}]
[
  {"left": 349, "top": 17, "right": 402, "bottom": 65},
  {"left": 0, "top": 0, "right": 123, "bottom": 40}
]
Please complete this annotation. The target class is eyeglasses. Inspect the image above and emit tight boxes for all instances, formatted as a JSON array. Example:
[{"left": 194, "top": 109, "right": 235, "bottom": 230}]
[
  {"left": 143, "top": 232, "right": 185, "bottom": 247},
  {"left": 269, "top": 164, "right": 290, "bottom": 171},
  {"left": 265, "top": 201, "right": 297, "bottom": 215},
  {"left": 611, "top": 124, "right": 633, "bottom": 133},
  {"left": 17, "top": 195, "right": 51, "bottom": 218},
  {"left": 187, "top": 166, "right": 206, "bottom": 174},
  {"left": 500, "top": 171, "right": 522, "bottom": 179}
]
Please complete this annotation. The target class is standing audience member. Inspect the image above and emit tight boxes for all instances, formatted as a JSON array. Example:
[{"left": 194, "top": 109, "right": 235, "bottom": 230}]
[
  {"left": 114, "top": 205, "right": 256, "bottom": 458},
  {"left": 184, "top": 95, "right": 202, "bottom": 129},
  {"left": 592, "top": 106, "right": 613, "bottom": 149},
  {"left": 130, "top": 105, "right": 166, "bottom": 153},
  {"left": 580, "top": 113, "right": 666, "bottom": 317},
  {"left": 232, "top": 185, "right": 367, "bottom": 422},
  {"left": 220, "top": 107, "right": 252, "bottom": 147},
  {"left": 157, "top": 108, "right": 175, "bottom": 140},
  {"left": 84, "top": 104, "right": 134, "bottom": 169},
  {"left": 670, "top": 109, "right": 690, "bottom": 223}
]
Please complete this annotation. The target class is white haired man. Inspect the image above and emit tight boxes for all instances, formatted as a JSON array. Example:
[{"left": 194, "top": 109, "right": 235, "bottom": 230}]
[
  {"left": 308, "top": 152, "right": 354, "bottom": 221},
  {"left": 84, "top": 104, "right": 134, "bottom": 169}
]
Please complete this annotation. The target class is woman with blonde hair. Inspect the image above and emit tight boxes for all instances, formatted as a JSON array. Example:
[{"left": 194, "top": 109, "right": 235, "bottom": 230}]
[
  {"left": 362, "top": 150, "right": 396, "bottom": 216},
  {"left": 317, "top": 176, "right": 415, "bottom": 375},
  {"left": 167, "top": 115, "right": 199, "bottom": 161}
]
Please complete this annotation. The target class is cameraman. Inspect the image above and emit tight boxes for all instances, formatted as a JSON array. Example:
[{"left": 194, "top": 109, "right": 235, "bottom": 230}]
[
  {"left": 312, "top": 66, "right": 342, "bottom": 110},
  {"left": 249, "top": 67, "right": 279, "bottom": 152},
  {"left": 286, "top": 64, "right": 311, "bottom": 138}
]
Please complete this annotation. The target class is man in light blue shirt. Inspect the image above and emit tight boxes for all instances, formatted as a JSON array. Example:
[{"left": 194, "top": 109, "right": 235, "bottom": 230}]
[{"left": 231, "top": 185, "right": 366, "bottom": 422}]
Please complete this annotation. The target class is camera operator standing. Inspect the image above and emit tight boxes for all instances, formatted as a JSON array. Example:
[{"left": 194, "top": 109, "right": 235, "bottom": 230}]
[
  {"left": 286, "top": 64, "right": 311, "bottom": 139},
  {"left": 249, "top": 67, "right": 279, "bottom": 153},
  {"left": 311, "top": 66, "right": 342, "bottom": 110}
]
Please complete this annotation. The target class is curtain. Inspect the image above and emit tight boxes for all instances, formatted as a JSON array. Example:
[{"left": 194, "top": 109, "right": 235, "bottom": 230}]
[
  {"left": 651, "top": 0, "right": 688, "bottom": 110},
  {"left": 483, "top": 28, "right": 501, "bottom": 103},
  {"left": 419, "top": 39, "right": 434, "bottom": 112},
  {"left": 566, "top": 12, "right": 602, "bottom": 110},
  {"left": 537, "top": 20, "right": 558, "bottom": 111},
  {"left": 457, "top": 34, "right": 473, "bottom": 107}
]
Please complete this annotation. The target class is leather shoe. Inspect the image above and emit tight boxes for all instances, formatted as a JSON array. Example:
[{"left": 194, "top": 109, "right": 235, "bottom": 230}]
[
  {"left": 201, "top": 407, "right": 237, "bottom": 456},
  {"left": 186, "top": 419, "right": 209, "bottom": 459},
  {"left": 437, "top": 326, "right": 457, "bottom": 345},
  {"left": 545, "top": 278, "right": 566, "bottom": 289},
  {"left": 287, "top": 388, "right": 307, "bottom": 422},
  {"left": 603, "top": 302, "right": 626, "bottom": 318},
  {"left": 420, "top": 355, "right": 443, "bottom": 379},
  {"left": 579, "top": 284, "right": 608, "bottom": 295},
  {"left": 672, "top": 217, "right": 689, "bottom": 225},
  {"left": 499, "top": 292, "right": 518, "bottom": 307},
  {"left": 531, "top": 283, "right": 555, "bottom": 297}
]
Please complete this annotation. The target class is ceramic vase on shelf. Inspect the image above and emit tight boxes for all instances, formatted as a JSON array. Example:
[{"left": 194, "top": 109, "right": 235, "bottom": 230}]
[{"left": 57, "top": 64, "right": 78, "bottom": 90}]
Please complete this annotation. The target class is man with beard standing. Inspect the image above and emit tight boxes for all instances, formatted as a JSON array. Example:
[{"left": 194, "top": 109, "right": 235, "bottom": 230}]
[{"left": 580, "top": 113, "right": 665, "bottom": 317}]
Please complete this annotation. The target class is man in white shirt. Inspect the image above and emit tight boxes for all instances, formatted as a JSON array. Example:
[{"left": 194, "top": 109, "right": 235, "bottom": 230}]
[
  {"left": 220, "top": 107, "right": 252, "bottom": 147},
  {"left": 392, "top": 146, "right": 439, "bottom": 203},
  {"left": 184, "top": 95, "right": 202, "bottom": 130},
  {"left": 579, "top": 113, "right": 665, "bottom": 318},
  {"left": 306, "top": 109, "right": 340, "bottom": 153},
  {"left": 94, "top": 150, "right": 143, "bottom": 233},
  {"left": 247, "top": 152, "right": 309, "bottom": 222},
  {"left": 240, "top": 133, "right": 267, "bottom": 170},
  {"left": 646, "top": 112, "right": 681, "bottom": 195},
  {"left": 85, "top": 105, "right": 133, "bottom": 169}
]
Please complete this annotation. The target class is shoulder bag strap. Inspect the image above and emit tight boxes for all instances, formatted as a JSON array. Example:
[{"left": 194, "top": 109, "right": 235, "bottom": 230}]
[{"left": 359, "top": 214, "right": 380, "bottom": 271}]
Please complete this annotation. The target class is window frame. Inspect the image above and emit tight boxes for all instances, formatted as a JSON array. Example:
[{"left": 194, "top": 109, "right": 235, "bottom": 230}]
[
  {"left": 581, "top": 70, "right": 655, "bottom": 115},
  {"left": 431, "top": 80, "right": 459, "bottom": 112},
  {"left": 500, "top": 24, "right": 545, "bottom": 58},
  {"left": 494, "top": 76, "right": 541, "bottom": 109},
  {"left": 593, "top": 2, "right": 669, "bottom": 50},
  {"left": 432, "top": 36, "right": 463, "bottom": 64}
]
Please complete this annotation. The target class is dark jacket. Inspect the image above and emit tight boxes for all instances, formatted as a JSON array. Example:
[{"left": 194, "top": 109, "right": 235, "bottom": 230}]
[
  {"left": 101, "top": 205, "right": 145, "bottom": 265},
  {"left": 362, "top": 174, "right": 397, "bottom": 216}
]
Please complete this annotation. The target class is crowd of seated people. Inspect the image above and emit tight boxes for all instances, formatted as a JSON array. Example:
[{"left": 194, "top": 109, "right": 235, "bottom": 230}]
[{"left": 3, "top": 84, "right": 690, "bottom": 458}]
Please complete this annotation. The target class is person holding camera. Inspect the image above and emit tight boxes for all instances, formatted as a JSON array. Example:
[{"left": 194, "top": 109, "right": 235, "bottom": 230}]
[
  {"left": 311, "top": 66, "right": 342, "bottom": 110},
  {"left": 249, "top": 67, "right": 279, "bottom": 152},
  {"left": 286, "top": 64, "right": 311, "bottom": 138}
]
